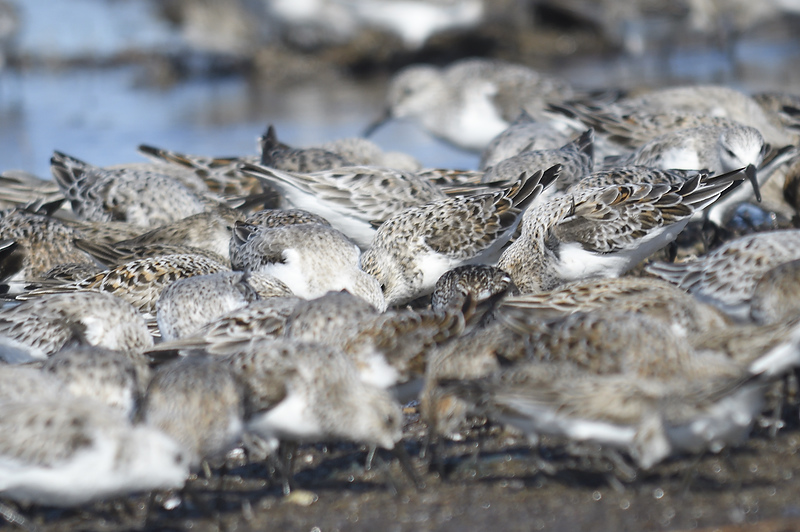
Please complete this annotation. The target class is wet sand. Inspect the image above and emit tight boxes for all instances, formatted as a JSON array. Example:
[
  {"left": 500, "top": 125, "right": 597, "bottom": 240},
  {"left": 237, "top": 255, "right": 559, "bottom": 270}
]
[{"left": 13, "top": 402, "right": 800, "bottom": 532}]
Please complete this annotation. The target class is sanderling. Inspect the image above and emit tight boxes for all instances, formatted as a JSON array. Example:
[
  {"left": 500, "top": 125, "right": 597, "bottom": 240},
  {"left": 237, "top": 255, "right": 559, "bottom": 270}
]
[
  {"left": 74, "top": 239, "right": 230, "bottom": 270},
  {"left": 546, "top": 103, "right": 741, "bottom": 150},
  {"left": 569, "top": 165, "right": 722, "bottom": 189},
  {"left": 19, "top": 253, "right": 230, "bottom": 316},
  {"left": 430, "top": 264, "right": 516, "bottom": 314},
  {"left": 753, "top": 91, "right": 800, "bottom": 133},
  {"left": 108, "top": 209, "right": 243, "bottom": 262},
  {"left": 685, "top": 316, "right": 800, "bottom": 434},
  {"left": 0, "top": 292, "right": 153, "bottom": 363},
  {"left": 499, "top": 276, "right": 731, "bottom": 340},
  {"left": 444, "top": 309, "right": 763, "bottom": 468},
  {"left": 137, "top": 144, "right": 264, "bottom": 198},
  {"left": 646, "top": 229, "right": 800, "bottom": 321},
  {"left": 0, "top": 170, "right": 64, "bottom": 212},
  {"left": 414, "top": 168, "right": 485, "bottom": 192},
  {"left": 37, "top": 263, "right": 106, "bottom": 285},
  {"left": 156, "top": 271, "right": 261, "bottom": 341},
  {"left": 140, "top": 356, "right": 245, "bottom": 469},
  {"left": 0, "top": 161, "right": 209, "bottom": 212},
  {"left": 609, "top": 124, "right": 767, "bottom": 175},
  {"left": 0, "top": 397, "right": 189, "bottom": 506},
  {"left": 749, "top": 259, "right": 800, "bottom": 325},
  {"left": 0, "top": 204, "right": 96, "bottom": 285},
  {"left": 567, "top": 85, "right": 796, "bottom": 147},
  {"left": 504, "top": 310, "right": 713, "bottom": 377},
  {"left": 442, "top": 349, "right": 762, "bottom": 470},
  {"left": 284, "top": 290, "right": 464, "bottom": 394},
  {"left": 482, "top": 129, "right": 595, "bottom": 194},
  {"left": 259, "top": 125, "right": 351, "bottom": 172},
  {"left": 41, "top": 345, "right": 150, "bottom": 420},
  {"left": 607, "top": 124, "right": 767, "bottom": 220},
  {"left": 283, "top": 290, "right": 381, "bottom": 346},
  {"left": 498, "top": 170, "right": 743, "bottom": 294},
  {"left": 362, "top": 165, "right": 560, "bottom": 306},
  {"left": 569, "top": 165, "right": 757, "bottom": 226},
  {"left": 367, "top": 58, "right": 573, "bottom": 152},
  {"left": 346, "top": 305, "right": 465, "bottom": 399},
  {"left": 0, "top": 239, "right": 21, "bottom": 282},
  {"left": 242, "top": 271, "right": 294, "bottom": 299},
  {"left": 421, "top": 320, "right": 527, "bottom": 441},
  {"left": 61, "top": 217, "right": 149, "bottom": 244},
  {"left": 102, "top": 160, "right": 211, "bottom": 196},
  {"left": 223, "top": 338, "right": 403, "bottom": 456},
  {"left": 147, "top": 297, "right": 302, "bottom": 357},
  {"left": 242, "top": 208, "right": 332, "bottom": 229},
  {"left": 239, "top": 162, "right": 444, "bottom": 248},
  {"left": 694, "top": 315, "right": 800, "bottom": 378},
  {"left": 230, "top": 221, "right": 386, "bottom": 310},
  {"left": 51, "top": 151, "right": 212, "bottom": 228}
]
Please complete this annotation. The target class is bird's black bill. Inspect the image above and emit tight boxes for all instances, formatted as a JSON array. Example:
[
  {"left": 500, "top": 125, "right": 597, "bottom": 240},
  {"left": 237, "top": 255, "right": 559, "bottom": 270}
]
[
  {"left": 363, "top": 109, "right": 392, "bottom": 138},
  {"left": 745, "top": 164, "right": 761, "bottom": 202}
]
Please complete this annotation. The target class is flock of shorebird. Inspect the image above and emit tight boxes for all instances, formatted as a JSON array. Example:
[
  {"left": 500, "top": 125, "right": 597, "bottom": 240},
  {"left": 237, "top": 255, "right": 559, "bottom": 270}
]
[{"left": 1, "top": 56, "right": 800, "bottom": 522}]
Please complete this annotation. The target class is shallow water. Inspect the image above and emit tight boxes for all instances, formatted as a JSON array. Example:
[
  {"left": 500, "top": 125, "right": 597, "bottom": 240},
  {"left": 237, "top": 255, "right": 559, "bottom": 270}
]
[
  {"left": 0, "top": 66, "right": 479, "bottom": 177},
  {"left": 0, "top": 20, "right": 798, "bottom": 178}
]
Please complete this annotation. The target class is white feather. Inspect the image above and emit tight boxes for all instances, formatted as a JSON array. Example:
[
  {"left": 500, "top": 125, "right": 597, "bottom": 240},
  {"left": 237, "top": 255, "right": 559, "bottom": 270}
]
[
  {"left": 249, "top": 391, "right": 322, "bottom": 442},
  {"left": 555, "top": 219, "right": 689, "bottom": 282}
]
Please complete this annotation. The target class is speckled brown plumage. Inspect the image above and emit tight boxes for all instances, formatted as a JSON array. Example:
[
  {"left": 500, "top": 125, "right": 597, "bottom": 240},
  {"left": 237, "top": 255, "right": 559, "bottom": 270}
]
[
  {"left": 0, "top": 206, "right": 96, "bottom": 281},
  {"left": 222, "top": 338, "right": 403, "bottom": 452},
  {"left": 147, "top": 297, "right": 302, "bottom": 357},
  {"left": 362, "top": 164, "right": 560, "bottom": 306},
  {"left": 285, "top": 291, "right": 466, "bottom": 391},
  {"left": 499, "top": 170, "right": 742, "bottom": 294},
  {"left": 42, "top": 345, "right": 149, "bottom": 419},
  {"left": 0, "top": 292, "right": 153, "bottom": 362},
  {"left": 141, "top": 356, "right": 245, "bottom": 468},
  {"left": 646, "top": 229, "right": 800, "bottom": 321},
  {"left": 431, "top": 264, "right": 516, "bottom": 313},
  {"left": 138, "top": 143, "right": 265, "bottom": 198},
  {"left": 500, "top": 276, "right": 732, "bottom": 340},
  {"left": 482, "top": 128, "right": 594, "bottom": 191},
  {"left": 239, "top": 161, "right": 446, "bottom": 248},
  {"left": 156, "top": 271, "right": 262, "bottom": 340},
  {"left": 259, "top": 125, "right": 352, "bottom": 172},
  {"left": 230, "top": 221, "right": 385, "bottom": 309},
  {"left": 51, "top": 151, "right": 211, "bottom": 227},
  {"left": 19, "top": 253, "right": 229, "bottom": 315}
]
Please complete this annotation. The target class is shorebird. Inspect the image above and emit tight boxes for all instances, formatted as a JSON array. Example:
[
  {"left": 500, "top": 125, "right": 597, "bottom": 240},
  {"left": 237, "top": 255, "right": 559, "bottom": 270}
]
[{"left": 498, "top": 169, "right": 743, "bottom": 293}]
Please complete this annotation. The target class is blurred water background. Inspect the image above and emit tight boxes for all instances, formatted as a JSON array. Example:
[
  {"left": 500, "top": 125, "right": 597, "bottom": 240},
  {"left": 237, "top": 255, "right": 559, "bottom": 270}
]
[{"left": 1, "top": 0, "right": 799, "bottom": 176}]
